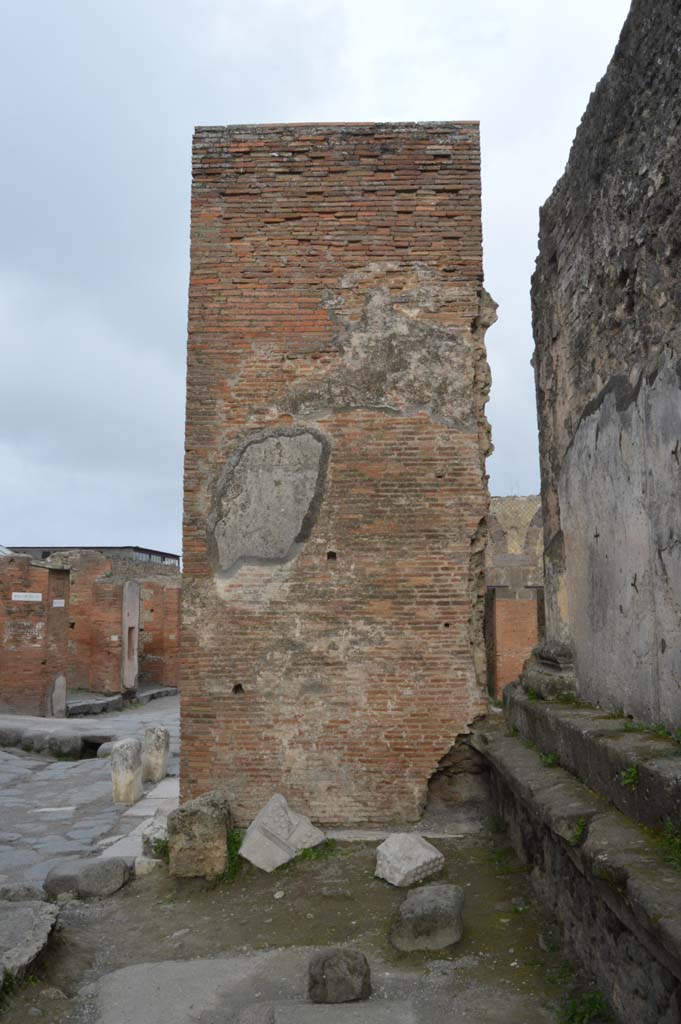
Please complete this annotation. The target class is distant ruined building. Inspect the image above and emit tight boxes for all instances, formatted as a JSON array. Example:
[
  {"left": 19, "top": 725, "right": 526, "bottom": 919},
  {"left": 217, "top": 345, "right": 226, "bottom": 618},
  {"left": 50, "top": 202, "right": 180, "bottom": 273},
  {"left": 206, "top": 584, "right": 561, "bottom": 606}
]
[
  {"left": 485, "top": 495, "right": 543, "bottom": 698},
  {"left": 181, "top": 121, "right": 496, "bottom": 825}
]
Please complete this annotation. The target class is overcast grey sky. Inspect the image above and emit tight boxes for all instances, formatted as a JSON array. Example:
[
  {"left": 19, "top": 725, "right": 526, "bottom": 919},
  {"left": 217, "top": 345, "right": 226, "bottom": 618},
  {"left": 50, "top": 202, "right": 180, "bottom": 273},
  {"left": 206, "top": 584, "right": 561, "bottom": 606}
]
[{"left": 0, "top": 0, "right": 630, "bottom": 554}]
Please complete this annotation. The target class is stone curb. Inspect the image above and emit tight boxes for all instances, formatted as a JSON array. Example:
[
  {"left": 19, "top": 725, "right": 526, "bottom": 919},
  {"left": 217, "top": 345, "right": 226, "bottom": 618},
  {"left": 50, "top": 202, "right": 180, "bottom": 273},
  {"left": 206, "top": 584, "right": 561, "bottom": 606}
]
[{"left": 504, "top": 681, "right": 681, "bottom": 830}]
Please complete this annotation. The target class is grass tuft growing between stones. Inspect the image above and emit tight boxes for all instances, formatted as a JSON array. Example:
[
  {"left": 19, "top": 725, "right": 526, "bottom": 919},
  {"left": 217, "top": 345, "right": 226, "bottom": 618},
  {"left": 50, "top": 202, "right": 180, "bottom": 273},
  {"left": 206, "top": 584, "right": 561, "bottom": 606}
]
[
  {"left": 569, "top": 818, "right": 588, "bottom": 847},
  {"left": 661, "top": 820, "right": 681, "bottom": 871},
  {"left": 558, "top": 990, "right": 612, "bottom": 1023},
  {"left": 619, "top": 764, "right": 639, "bottom": 789},
  {"left": 212, "top": 828, "right": 245, "bottom": 886},
  {"left": 151, "top": 838, "right": 170, "bottom": 864},
  {"left": 540, "top": 752, "right": 559, "bottom": 768}
]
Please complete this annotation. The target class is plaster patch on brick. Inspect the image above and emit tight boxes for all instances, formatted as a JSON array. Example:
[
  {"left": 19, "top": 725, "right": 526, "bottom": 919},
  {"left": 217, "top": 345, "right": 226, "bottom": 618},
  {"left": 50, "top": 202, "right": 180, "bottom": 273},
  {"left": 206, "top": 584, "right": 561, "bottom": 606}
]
[
  {"left": 208, "top": 428, "right": 330, "bottom": 577},
  {"left": 277, "top": 264, "right": 487, "bottom": 429}
]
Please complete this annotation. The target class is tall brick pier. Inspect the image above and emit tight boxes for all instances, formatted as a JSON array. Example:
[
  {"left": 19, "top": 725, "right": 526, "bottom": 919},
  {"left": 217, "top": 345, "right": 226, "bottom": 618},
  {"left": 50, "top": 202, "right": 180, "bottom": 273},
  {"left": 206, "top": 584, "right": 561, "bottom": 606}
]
[{"left": 181, "top": 122, "right": 495, "bottom": 825}]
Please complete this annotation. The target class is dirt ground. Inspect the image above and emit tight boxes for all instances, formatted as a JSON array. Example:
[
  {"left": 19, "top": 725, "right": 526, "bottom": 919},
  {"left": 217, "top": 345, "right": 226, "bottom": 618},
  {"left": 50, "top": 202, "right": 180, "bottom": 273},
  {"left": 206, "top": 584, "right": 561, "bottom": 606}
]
[{"left": 0, "top": 832, "right": 581, "bottom": 1022}]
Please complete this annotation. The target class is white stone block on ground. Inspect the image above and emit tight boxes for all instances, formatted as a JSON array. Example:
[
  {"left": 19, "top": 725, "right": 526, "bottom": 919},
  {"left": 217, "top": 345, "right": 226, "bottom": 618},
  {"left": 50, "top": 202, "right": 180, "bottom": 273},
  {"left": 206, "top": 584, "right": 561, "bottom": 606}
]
[
  {"left": 142, "top": 813, "right": 168, "bottom": 858},
  {"left": 239, "top": 794, "right": 325, "bottom": 873},
  {"left": 142, "top": 726, "right": 169, "bottom": 783},
  {"left": 110, "top": 738, "right": 143, "bottom": 805},
  {"left": 374, "top": 833, "right": 444, "bottom": 887}
]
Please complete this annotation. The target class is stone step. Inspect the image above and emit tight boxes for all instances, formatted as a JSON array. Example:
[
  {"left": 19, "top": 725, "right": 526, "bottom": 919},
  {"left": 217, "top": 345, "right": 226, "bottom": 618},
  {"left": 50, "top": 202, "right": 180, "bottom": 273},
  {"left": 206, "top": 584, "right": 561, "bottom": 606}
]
[
  {"left": 66, "top": 693, "right": 123, "bottom": 716},
  {"left": 471, "top": 718, "right": 681, "bottom": 1024},
  {"left": 503, "top": 680, "right": 681, "bottom": 832}
]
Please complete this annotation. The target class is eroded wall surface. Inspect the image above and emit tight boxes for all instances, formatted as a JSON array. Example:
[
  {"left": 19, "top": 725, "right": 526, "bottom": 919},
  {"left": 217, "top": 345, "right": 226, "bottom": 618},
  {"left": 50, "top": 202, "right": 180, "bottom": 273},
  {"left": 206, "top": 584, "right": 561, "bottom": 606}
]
[
  {"left": 182, "top": 121, "right": 495, "bottom": 825},
  {"left": 532, "top": 0, "right": 681, "bottom": 725}
]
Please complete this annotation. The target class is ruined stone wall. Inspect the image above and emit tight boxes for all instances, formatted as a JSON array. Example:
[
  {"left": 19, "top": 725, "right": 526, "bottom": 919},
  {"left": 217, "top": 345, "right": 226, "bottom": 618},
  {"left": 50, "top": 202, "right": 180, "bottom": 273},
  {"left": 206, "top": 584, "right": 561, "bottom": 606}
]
[
  {"left": 532, "top": 0, "right": 681, "bottom": 726},
  {"left": 485, "top": 496, "right": 543, "bottom": 695},
  {"left": 0, "top": 554, "right": 69, "bottom": 715},
  {"left": 182, "top": 121, "right": 495, "bottom": 825}
]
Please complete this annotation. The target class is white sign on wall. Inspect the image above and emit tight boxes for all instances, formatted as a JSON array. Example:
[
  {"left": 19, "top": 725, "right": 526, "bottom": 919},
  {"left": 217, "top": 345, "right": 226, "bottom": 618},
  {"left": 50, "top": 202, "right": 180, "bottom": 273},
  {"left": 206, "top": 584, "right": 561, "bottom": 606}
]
[
  {"left": 52, "top": 599, "right": 66, "bottom": 608},
  {"left": 110, "top": 634, "right": 119, "bottom": 642},
  {"left": 12, "top": 592, "right": 42, "bottom": 602}
]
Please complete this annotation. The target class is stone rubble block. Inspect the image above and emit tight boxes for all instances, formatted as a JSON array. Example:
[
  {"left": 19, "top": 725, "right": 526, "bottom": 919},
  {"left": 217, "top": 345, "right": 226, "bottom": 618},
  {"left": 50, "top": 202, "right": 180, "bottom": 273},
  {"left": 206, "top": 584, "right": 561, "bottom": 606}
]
[
  {"left": 374, "top": 833, "right": 444, "bottom": 887},
  {"left": 142, "top": 726, "right": 170, "bottom": 783},
  {"left": 167, "top": 791, "right": 232, "bottom": 879},
  {"left": 389, "top": 883, "right": 464, "bottom": 951},
  {"left": 308, "top": 948, "right": 372, "bottom": 1003},
  {"left": 111, "top": 737, "right": 143, "bottom": 804},
  {"left": 142, "top": 812, "right": 168, "bottom": 858},
  {"left": 239, "top": 793, "right": 325, "bottom": 873},
  {"left": 44, "top": 857, "right": 132, "bottom": 899},
  {"left": 0, "top": 900, "right": 59, "bottom": 982}
]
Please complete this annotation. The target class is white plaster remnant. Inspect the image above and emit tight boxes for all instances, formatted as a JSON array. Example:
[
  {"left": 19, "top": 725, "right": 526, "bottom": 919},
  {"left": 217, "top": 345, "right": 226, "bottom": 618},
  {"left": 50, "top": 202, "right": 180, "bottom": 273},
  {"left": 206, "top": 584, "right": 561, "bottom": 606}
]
[
  {"left": 374, "top": 833, "right": 444, "bottom": 887},
  {"left": 110, "top": 738, "right": 143, "bottom": 805},
  {"left": 239, "top": 793, "right": 325, "bottom": 872},
  {"left": 142, "top": 726, "right": 169, "bottom": 783}
]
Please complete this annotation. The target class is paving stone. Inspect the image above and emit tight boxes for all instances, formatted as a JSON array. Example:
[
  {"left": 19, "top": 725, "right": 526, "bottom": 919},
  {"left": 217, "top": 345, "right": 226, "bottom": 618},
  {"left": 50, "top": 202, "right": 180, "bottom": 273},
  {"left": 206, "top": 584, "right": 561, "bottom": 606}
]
[
  {"left": 167, "top": 791, "right": 232, "bottom": 880},
  {"left": 47, "top": 733, "right": 84, "bottom": 759},
  {"left": 0, "top": 882, "right": 45, "bottom": 902},
  {"left": 239, "top": 794, "right": 325, "bottom": 873},
  {"left": 44, "top": 857, "right": 131, "bottom": 898},
  {"left": 374, "top": 834, "right": 444, "bottom": 887},
  {"left": 389, "top": 883, "right": 464, "bottom": 951},
  {"left": 308, "top": 948, "right": 371, "bottom": 1003},
  {"left": 0, "top": 900, "right": 58, "bottom": 980}
]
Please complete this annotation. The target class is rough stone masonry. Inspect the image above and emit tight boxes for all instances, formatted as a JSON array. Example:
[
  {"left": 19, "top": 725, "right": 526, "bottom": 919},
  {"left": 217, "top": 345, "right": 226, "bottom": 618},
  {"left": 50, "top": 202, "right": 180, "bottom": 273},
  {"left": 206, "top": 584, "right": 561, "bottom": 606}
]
[
  {"left": 532, "top": 0, "right": 681, "bottom": 727},
  {"left": 182, "top": 122, "right": 496, "bottom": 825}
]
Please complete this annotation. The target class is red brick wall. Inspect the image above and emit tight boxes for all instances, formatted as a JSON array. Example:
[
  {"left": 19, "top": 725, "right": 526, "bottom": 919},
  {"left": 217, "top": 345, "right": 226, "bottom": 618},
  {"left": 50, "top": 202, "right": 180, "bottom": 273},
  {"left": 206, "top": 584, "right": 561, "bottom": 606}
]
[
  {"left": 46, "top": 551, "right": 180, "bottom": 695},
  {"left": 140, "top": 581, "right": 180, "bottom": 687},
  {"left": 0, "top": 555, "right": 70, "bottom": 714},
  {"left": 61, "top": 552, "right": 123, "bottom": 694},
  {"left": 489, "top": 594, "right": 540, "bottom": 697},
  {"left": 182, "top": 122, "right": 494, "bottom": 825}
]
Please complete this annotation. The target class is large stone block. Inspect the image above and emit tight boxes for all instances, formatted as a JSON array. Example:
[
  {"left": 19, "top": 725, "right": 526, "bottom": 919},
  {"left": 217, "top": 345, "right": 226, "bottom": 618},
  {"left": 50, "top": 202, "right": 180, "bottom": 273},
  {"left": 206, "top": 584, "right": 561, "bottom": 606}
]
[
  {"left": 374, "top": 833, "right": 444, "bottom": 887},
  {"left": 389, "top": 883, "right": 464, "bottom": 951},
  {"left": 142, "top": 726, "right": 169, "bottom": 783},
  {"left": 167, "top": 791, "right": 232, "bottom": 879},
  {"left": 111, "top": 738, "right": 143, "bottom": 804},
  {"left": 44, "top": 858, "right": 131, "bottom": 899},
  {"left": 0, "top": 901, "right": 58, "bottom": 981},
  {"left": 308, "top": 948, "right": 371, "bottom": 1004},
  {"left": 239, "top": 794, "right": 325, "bottom": 873}
]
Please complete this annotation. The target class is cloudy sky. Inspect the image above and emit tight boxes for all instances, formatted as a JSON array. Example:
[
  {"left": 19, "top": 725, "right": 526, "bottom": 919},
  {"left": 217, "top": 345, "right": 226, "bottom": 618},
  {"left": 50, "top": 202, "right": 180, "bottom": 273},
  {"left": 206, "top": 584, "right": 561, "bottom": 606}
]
[{"left": 0, "top": 0, "right": 630, "bottom": 554}]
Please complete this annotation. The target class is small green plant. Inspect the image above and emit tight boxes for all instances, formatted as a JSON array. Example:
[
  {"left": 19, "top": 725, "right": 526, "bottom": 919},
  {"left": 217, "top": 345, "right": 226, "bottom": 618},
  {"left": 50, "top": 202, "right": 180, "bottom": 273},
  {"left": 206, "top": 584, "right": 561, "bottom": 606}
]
[
  {"left": 559, "top": 990, "right": 612, "bottom": 1023},
  {"left": 526, "top": 687, "right": 541, "bottom": 701},
  {"left": 290, "top": 838, "right": 338, "bottom": 864},
  {"left": 623, "top": 720, "right": 647, "bottom": 733},
  {"left": 661, "top": 820, "right": 681, "bottom": 871},
  {"left": 541, "top": 752, "right": 559, "bottom": 767},
  {"left": 569, "top": 818, "right": 588, "bottom": 847},
  {"left": 619, "top": 764, "right": 639, "bottom": 789},
  {"left": 490, "top": 698, "right": 503, "bottom": 709},
  {"left": 151, "top": 837, "right": 169, "bottom": 863},
  {"left": 213, "top": 828, "right": 245, "bottom": 885},
  {"left": 651, "top": 723, "right": 671, "bottom": 738},
  {"left": 673, "top": 729, "right": 681, "bottom": 746}
]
